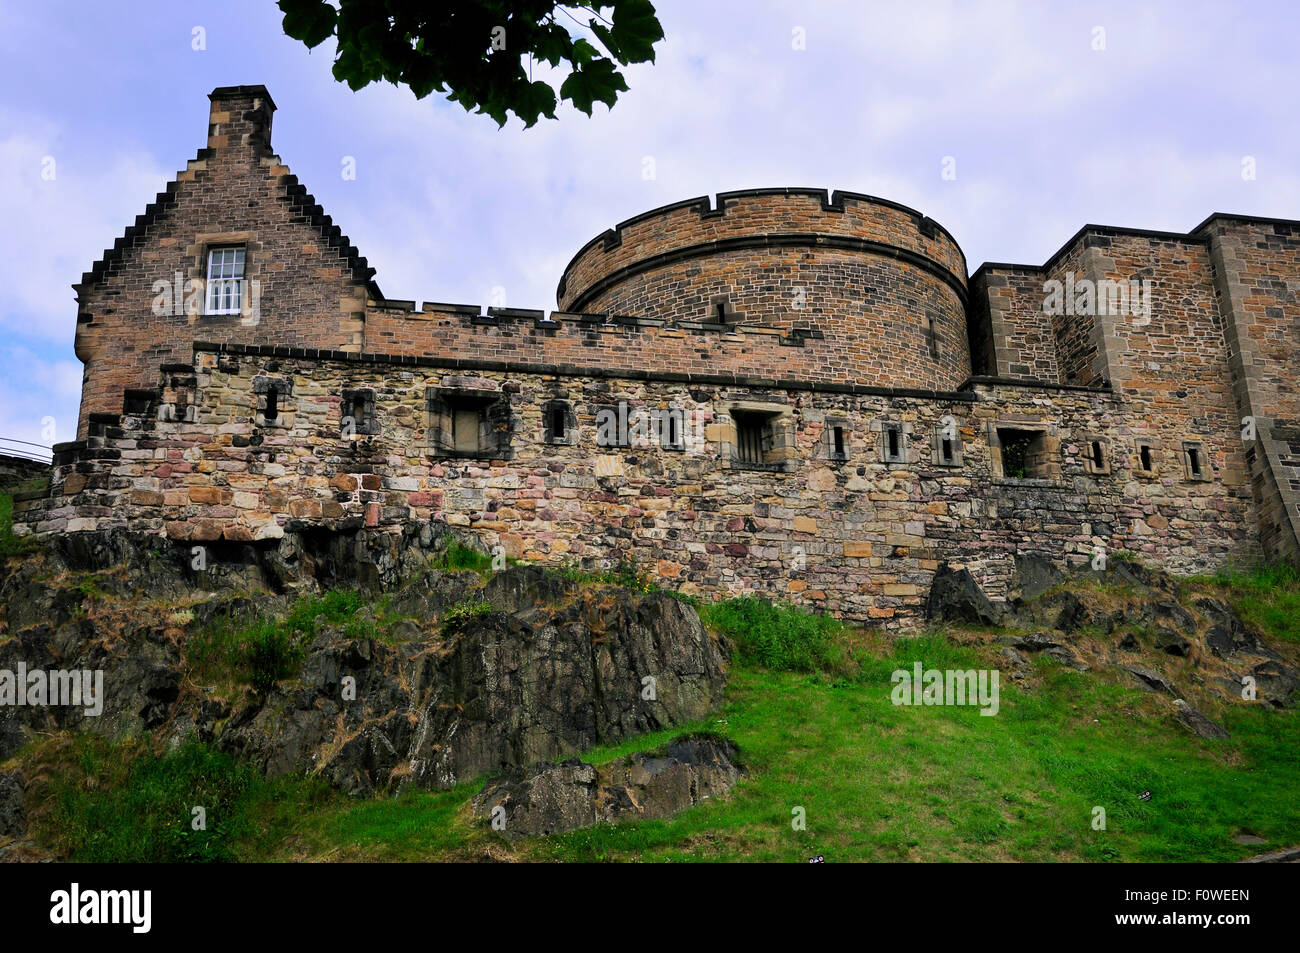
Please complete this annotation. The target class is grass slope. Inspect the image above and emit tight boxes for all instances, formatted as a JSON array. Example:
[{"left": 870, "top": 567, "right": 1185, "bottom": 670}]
[{"left": 10, "top": 561, "right": 1300, "bottom": 862}]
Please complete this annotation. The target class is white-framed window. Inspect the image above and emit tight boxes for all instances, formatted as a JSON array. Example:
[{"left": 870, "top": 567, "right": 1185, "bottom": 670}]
[{"left": 206, "top": 246, "right": 246, "bottom": 314}]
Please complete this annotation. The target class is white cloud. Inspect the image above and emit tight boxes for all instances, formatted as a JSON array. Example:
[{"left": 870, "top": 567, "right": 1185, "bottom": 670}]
[
  {"left": 0, "top": 113, "right": 170, "bottom": 342},
  {"left": 0, "top": 344, "right": 81, "bottom": 452}
]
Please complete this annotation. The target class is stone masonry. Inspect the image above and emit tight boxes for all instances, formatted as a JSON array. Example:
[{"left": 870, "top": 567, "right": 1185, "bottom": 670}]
[{"left": 14, "top": 86, "right": 1300, "bottom": 623}]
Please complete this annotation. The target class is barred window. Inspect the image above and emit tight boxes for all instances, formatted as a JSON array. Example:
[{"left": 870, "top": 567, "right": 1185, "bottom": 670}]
[
  {"left": 734, "top": 412, "right": 770, "bottom": 464},
  {"left": 206, "top": 247, "right": 246, "bottom": 314}
]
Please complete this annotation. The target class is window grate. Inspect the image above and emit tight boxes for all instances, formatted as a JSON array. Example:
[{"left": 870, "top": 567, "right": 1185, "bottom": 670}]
[{"left": 736, "top": 414, "right": 765, "bottom": 464}]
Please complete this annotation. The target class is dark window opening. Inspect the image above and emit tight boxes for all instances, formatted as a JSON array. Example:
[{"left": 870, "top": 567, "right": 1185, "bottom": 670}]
[
  {"left": 667, "top": 413, "right": 679, "bottom": 448},
  {"left": 263, "top": 389, "right": 278, "bottom": 423},
  {"left": 923, "top": 315, "right": 940, "bottom": 360},
  {"left": 1090, "top": 440, "right": 1104, "bottom": 469},
  {"left": 997, "top": 427, "right": 1049, "bottom": 479},
  {"left": 736, "top": 413, "right": 765, "bottom": 465},
  {"left": 550, "top": 405, "right": 567, "bottom": 442},
  {"left": 1139, "top": 445, "right": 1153, "bottom": 471},
  {"left": 1188, "top": 447, "right": 1202, "bottom": 477},
  {"left": 429, "top": 388, "right": 511, "bottom": 460},
  {"left": 341, "top": 389, "right": 377, "bottom": 436},
  {"left": 941, "top": 438, "right": 954, "bottom": 464},
  {"left": 881, "top": 422, "right": 908, "bottom": 464},
  {"left": 595, "top": 405, "right": 629, "bottom": 447},
  {"left": 833, "top": 426, "right": 845, "bottom": 457}
]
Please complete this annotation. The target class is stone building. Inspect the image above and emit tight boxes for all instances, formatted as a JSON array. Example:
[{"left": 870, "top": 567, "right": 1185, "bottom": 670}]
[{"left": 15, "top": 86, "right": 1300, "bottom": 623}]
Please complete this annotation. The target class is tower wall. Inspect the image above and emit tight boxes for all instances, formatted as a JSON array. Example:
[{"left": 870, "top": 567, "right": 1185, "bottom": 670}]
[{"left": 557, "top": 190, "right": 972, "bottom": 391}]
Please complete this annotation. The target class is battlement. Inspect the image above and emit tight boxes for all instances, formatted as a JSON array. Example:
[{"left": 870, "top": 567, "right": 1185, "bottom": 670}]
[
  {"left": 558, "top": 187, "right": 967, "bottom": 312},
  {"left": 370, "top": 298, "right": 819, "bottom": 337}
]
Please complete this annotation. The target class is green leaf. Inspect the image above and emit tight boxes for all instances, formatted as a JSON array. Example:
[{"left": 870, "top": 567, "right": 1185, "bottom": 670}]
[
  {"left": 278, "top": 0, "right": 336, "bottom": 49},
  {"left": 560, "top": 58, "right": 627, "bottom": 115},
  {"left": 609, "top": 0, "right": 664, "bottom": 64},
  {"left": 515, "top": 80, "right": 560, "bottom": 128},
  {"left": 534, "top": 23, "right": 573, "bottom": 67},
  {"left": 279, "top": 0, "right": 664, "bottom": 128},
  {"left": 589, "top": 21, "right": 620, "bottom": 61},
  {"left": 571, "top": 37, "right": 600, "bottom": 65}
]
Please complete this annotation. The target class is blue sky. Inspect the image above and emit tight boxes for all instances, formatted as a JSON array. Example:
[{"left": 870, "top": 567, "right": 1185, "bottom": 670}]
[{"left": 2, "top": 0, "right": 1298, "bottom": 456}]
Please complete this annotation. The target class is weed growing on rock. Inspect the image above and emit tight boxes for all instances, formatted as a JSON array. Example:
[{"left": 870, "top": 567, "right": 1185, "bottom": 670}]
[{"left": 439, "top": 600, "right": 494, "bottom": 633}]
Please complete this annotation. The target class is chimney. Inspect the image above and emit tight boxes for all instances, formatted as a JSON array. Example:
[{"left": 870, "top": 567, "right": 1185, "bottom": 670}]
[{"left": 207, "top": 85, "right": 277, "bottom": 153}]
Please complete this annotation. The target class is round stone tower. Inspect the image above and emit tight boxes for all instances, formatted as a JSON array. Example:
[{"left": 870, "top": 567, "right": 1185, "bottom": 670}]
[{"left": 557, "top": 188, "right": 970, "bottom": 391}]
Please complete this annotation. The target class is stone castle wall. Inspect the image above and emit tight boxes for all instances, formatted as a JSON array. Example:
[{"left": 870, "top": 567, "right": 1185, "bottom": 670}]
[
  {"left": 970, "top": 218, "right": 1300, "bottom": 564},
  {"left": 14, "top": 345, "right": 1260, "bottom": 624},
  {"left": 16, "top": 86, "right": 1300, "bottom": 624}
]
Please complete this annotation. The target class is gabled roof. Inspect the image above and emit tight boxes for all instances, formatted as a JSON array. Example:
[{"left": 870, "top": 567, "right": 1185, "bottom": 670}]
[{"left": 74, "top": 148, "right": 382, "bottom": 299}]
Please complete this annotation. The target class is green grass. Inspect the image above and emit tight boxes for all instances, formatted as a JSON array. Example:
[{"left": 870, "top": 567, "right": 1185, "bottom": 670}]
[
  {"left": 19, "top": 571, "right": 1300, "bottom": 863},
  {"left": 699, "top": 596, "right": 848, "bottom": 672},
  {"left": 517, "top": 642, "right": 1299, "bottom": 862},
  {"left": 555, "top": 554, "right": 659, "bottom": 595},
  {"left": 23, "top": 634, "right": 1300, "bottom": 862},
  {"left": 434, "top": 540, "right": 496, "bottom": 575},
  {"left": 0, "top": 492, "right": 40, "bottom": 558},
  {"left": 439, "top": 599, "right": 494, "bottom": 633},
  {"left": 1204, "top": 562, "right": 1300, "bottom": 644},
  {"left": 188, "top": 589, "right": 371, "bottom": 692},
  {"left": 32, "top": 737, "right": 264, "bottom": 862}
]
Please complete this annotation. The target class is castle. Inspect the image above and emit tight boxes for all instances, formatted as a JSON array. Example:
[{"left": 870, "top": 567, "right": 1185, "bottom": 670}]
[{"left": 15, "top": 86, "right": 1300, "bottom": 623}]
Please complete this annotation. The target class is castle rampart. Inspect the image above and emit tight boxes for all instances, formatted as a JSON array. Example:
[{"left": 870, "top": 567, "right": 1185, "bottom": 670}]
[{"left": 14, "top": 87, "right": 1300, "bottom": 624}]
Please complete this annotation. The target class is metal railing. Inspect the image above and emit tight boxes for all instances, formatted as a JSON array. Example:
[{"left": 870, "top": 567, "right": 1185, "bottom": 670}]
[{"left": 0, "top": 436, "right": 53, "bottom": 465}]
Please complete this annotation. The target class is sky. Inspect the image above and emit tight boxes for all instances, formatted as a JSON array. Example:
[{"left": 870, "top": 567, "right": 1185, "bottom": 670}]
[{"left": 2, "top": 0, "right": 1298, "bottom": 458}]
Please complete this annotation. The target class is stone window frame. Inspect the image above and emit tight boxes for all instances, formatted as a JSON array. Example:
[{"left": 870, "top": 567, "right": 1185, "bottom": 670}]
[
  {"left": 425, "top": 386, "right": 514, "bottom": 460},
  {"left": 542, "top": 398, "right": 578, "bottom": 447},
  {"left": 158, "top": 368, "right": 198, "bottom": 424},
  {"left": 708, "top": 293, "right": 744, "bottom": 326},
  {"left": 252, "top": 375, "right": 292, "bottom": 429},
  {"left": 340, "top": 388, "right": 379, "bottom": 437},
  {"left": 186, "top": 231, "right": 263, "bottom": 323},
  {"left": 988, "top": 422, "right": 1060, "bottom": 483},
  {"left": 1181, "top": 440, "right": 1211, "bottom": 482},
  {"left": 823, "top": 417, "right": 851, "bottom": 463},
  {"left": 1133, "top": 437, "right": 1161, "bottom": 478},
  {"left": 922, "top": 314, "right": 943, "bottom": 361},
  {"left": 931, "top": 418, "right": 964, "bottom": 467},
  {"left": 718, "top": 400, "right": 795, "bottom": 472},
  {"left": 873, "top": 419, "right": 912, "bottom": 465},
  {"left": 1082, "top": 433, "right": 1111, "bottom": 476}
]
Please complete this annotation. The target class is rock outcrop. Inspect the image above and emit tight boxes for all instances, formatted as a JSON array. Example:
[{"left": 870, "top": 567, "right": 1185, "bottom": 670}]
[
  {"left": 221, "top": 569, "right": 728, "bottom": 794},
  {"left": 471, "top": 734, "right": 742, "bottom": 837},
  {"left": 0, "top": 529, "right": 729, "bottom": 794}
]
